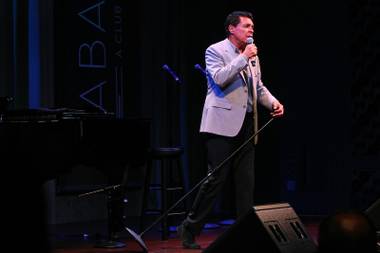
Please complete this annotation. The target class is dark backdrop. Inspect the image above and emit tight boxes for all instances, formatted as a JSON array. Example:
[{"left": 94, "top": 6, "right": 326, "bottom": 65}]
[{"left": 1, "top": 0, "right": 379, "bottom": 220}]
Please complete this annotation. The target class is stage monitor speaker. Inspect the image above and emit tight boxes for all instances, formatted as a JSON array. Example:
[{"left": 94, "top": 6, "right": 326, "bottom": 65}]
[
  {"left": 203, "top": 203, "right": 317, "bottom": 253},
  {"left": 365, "top": 198, "right": 380, "bottom": 231}
]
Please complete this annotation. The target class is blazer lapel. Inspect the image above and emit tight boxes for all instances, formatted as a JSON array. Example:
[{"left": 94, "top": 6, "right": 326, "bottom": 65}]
[{"left": 240, "top": 69, "right": 249, "bottom": 86}]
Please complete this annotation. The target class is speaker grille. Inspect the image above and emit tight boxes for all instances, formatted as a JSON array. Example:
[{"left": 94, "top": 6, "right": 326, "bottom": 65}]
[{"left": 203, "top": 202, "right": 317, "bottom": 253}]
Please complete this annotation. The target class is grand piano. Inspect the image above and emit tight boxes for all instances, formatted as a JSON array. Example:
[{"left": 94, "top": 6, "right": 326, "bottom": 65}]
[{"left": 0, "top": 105, "right": 151, "bottom": 251}]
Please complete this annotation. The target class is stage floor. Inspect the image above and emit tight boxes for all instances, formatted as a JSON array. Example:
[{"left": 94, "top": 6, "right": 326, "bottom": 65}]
[{"left": 50, "top": 217, "right": 320, "bottom": 253}]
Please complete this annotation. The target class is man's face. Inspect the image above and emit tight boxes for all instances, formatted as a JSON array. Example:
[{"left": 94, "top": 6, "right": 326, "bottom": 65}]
[{"left": 229, "top": 16, "right": 254, "bottom": 43}]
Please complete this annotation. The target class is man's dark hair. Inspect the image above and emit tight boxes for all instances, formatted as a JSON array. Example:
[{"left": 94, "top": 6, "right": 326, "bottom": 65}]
[
  {"left": 224, "top": 11, "right": 254, "bottom": 36},
  {"left": 318, "top": 210, "right": 377, "bottom": 253}
]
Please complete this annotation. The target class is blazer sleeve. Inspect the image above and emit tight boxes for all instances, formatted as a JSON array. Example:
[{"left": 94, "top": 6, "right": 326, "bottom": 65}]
[{"left": 205, "top": 45, "right": 248, "bottom": 88}]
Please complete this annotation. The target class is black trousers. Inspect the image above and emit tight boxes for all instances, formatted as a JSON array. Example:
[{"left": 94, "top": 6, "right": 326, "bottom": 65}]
[{"left": 185, "top": 112, "right": 255, "bottom": 235}]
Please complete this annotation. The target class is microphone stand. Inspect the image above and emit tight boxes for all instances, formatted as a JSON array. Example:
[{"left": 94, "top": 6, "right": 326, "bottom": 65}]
[
  {"left": 77, "top": 184, "right": 121, "bottom": 198},
  {"left": 76, "top": 184, "right": 126, "bottom": 248},
  {"left": 77, "top": 164, "right": 130, "bottom": 248},
  {"left": 125, "top": 117, "right": 275, "bottom": 252}
]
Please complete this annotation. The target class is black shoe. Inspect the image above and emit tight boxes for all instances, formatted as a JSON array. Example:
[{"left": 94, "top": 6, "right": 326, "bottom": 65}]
[{"left": 177, "top": 223, "right": 201, "bottom": 249}]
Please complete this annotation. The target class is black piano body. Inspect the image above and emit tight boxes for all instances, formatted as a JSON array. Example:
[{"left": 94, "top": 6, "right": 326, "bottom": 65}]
[
  {"left": 0, "top": 110, "right": 151, "bottom": 181},
  {"left": 0, "top": 109, "right": 151, "bottom": 251}
]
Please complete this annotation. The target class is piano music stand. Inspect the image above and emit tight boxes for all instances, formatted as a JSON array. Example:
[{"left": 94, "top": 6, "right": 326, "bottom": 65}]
[{"left": 78, "top": 184, "right": 126, "bottom": 248}]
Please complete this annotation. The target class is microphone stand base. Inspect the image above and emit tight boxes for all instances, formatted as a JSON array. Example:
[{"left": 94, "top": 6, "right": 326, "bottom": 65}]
[{"left": 125, "top": 227, "right": 148, "bottom": 253}]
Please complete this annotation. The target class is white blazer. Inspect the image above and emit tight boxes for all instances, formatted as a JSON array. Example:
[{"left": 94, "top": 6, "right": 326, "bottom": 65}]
[{"left": 199, "top": 38, "right": 278, "bottom": 143}]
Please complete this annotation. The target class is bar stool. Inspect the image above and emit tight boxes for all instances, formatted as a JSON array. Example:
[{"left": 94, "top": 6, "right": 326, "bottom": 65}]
[{"left": 140, "top": 146, "right": 187, "bottom": 240}]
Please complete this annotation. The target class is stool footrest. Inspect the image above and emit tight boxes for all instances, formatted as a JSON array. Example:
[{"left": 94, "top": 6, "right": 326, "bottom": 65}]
[
  {"left": 143, "top": 209, "right": 162, "bottom": 215},
  {"left": 148, "top": 186, "right": 162, "bottom": 190},
  {"left": 166, "top": 187, "right": 184, "bottom": 191},
  {"left": 167, "top": 211, "right": 186, "bottom": 217},
  {"left": 147, "top": 186, "right": 184, "bottom": 191}
]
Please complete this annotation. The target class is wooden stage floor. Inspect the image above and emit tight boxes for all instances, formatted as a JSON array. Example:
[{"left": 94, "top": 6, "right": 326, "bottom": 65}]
[{"left": 50, "top": 217, "right": 320, "bottom": 253}]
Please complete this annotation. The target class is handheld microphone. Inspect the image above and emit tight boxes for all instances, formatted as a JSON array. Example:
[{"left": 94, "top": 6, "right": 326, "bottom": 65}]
[
  {"left": 246, "top": 37, "right": 256, "bottom": 67},
  {"left": 162, "top": 64, "right": 181, "bottom": 84}
]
